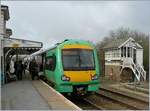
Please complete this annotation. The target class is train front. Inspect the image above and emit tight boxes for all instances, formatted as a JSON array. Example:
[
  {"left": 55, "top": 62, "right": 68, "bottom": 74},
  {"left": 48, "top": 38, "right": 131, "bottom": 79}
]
[{"left": 59, "top": 40, "right": 100, "bottom": 95}]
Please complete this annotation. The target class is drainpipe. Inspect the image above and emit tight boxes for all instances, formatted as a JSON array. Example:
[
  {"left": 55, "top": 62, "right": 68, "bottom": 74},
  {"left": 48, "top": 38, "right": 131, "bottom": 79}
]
[
  {"left": 0, "top": 37, "right": 2, "bottom": 84},
  {"left": 0, "top": 36, "right": 5, "bottom": 85}
]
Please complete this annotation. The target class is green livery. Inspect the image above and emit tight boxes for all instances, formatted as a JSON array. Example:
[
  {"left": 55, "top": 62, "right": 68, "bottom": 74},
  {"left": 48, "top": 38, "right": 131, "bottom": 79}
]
[{"left": 33, "top": 39, "right": 100, "bottom": 95}]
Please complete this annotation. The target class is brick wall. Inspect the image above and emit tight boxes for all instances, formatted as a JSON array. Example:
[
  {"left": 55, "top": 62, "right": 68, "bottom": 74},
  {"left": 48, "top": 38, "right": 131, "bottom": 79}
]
[
  {"left": 105, "top": 65, "right": 134, "bottom": 82},
  {"left": 105, "top": 65, "right": 121, "bottom": 81}
]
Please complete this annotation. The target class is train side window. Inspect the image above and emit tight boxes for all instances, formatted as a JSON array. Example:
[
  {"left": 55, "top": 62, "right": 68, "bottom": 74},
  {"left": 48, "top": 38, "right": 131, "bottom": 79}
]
[{"left": 46, "top": 55, "right": 56, "bottom": 71}]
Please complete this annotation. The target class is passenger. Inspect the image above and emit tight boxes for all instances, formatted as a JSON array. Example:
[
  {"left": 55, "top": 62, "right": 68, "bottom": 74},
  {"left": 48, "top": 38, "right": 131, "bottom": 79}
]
[
  {"left": 29, "top": 59, "right": 40, "bottom": 80},
  {"left": 38, "top": 63, "right": 43, "bottom": 79},
  {"left": 14, "top": 60, "right": 23, "bottom": 80},
  {"left": 29, "top": 61, "right": 32, "bottom": 76},
  {"left": 14, "top": 61, "right": 17, "bottom": 78},
  {"left": 22, "top": 62, "right": 27, "bottom": 76}
]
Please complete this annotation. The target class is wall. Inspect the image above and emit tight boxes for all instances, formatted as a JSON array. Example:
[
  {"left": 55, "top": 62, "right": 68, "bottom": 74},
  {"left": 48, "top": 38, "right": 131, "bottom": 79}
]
[
  {"left": 136, "top": 49, "right": 143, "bottom": 66},
  {"left": 105, "top": 65, "right": 121, "bottom": 81},
  {"left": 105, "top": 49, "right": 121, "bottom": 61}
]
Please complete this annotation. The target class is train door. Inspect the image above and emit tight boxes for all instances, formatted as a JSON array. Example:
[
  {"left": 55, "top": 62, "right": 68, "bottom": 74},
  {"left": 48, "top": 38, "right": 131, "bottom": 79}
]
[{"left": 42, "top": 53, "right": 46, "bottom": 74}]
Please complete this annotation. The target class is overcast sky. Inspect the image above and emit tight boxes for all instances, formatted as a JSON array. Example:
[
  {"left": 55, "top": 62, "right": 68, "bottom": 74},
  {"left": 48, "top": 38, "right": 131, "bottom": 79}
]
[{"left": 2, "top": 1, "right": 150, "bottom": 48}]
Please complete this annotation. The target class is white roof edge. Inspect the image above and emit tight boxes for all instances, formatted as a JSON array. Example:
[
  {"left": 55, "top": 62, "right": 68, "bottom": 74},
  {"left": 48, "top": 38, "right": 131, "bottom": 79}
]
[
  {"left": 30, "top": 45, "right": 57, "bottom": 57},
  {"left": 118, "top": 37, "right": 135, "bottom": 48},
  {"left": 135, "top": 42, "right": 143, "bottom": 48}
]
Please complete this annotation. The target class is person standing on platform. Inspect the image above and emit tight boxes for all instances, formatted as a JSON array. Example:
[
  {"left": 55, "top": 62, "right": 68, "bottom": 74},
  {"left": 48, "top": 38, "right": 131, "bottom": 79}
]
[
  {"left": 14, "top": 61, "right": 18, "bottom": 79},
  {"left": 14, "top": 60, "right": 23, "bottom": 80},
  {"left": 22, "top": 62, "right": 27, "bottom": 77},
  {"left": 29, "top": 61, "right": 32, "bottom": 76},
  {"left": 29, "top": 59, "right": 40, "bottom": 80}
]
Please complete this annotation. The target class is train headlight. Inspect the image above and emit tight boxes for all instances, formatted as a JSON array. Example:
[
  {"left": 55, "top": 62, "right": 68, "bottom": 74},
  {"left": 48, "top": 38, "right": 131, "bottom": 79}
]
[
  {"left": 61, "top": 75, "right": 70, "bottom": 81},
  {"left": 91, "top": 74, "right": 98, "bottom": 80}
]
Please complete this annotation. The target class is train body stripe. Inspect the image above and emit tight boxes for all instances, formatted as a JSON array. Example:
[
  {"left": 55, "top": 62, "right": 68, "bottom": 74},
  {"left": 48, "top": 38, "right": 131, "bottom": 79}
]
[{"left": 63, "top": 44, "right": 93, "bottom": 49}]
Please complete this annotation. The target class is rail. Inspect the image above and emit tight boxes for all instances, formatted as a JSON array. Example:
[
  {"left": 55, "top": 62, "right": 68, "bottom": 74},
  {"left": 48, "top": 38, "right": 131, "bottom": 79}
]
[{"left": 98, "top": 87, "right": 149, "bottom": 110}]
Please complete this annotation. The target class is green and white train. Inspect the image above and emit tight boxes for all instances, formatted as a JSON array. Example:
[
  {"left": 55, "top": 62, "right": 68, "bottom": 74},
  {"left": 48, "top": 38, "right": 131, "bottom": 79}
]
[{"left": 30, "top": 39, "right": 100, "bottom": 95}]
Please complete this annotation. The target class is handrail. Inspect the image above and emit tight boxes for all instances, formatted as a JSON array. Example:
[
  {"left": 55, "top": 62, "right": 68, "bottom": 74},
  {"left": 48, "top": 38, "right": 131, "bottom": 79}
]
[
  {"left": 136, "top": 63, "right": 146, "bottom": 80},
  {"left": 122, "top": 58, "right": 146, "bottom": 81},
  {"left": 130, "top": 66, "right": 140, "bottom": 81},
  {"left": 130, "top": 59, "right": 146, "bottom": 80}
]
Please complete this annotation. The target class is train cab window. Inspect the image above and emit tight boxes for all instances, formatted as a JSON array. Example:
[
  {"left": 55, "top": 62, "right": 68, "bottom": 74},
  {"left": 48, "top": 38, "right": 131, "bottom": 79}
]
[
  {"left": 46, "top": 55, "right": 56, "bottom": 71},
  {"left": 62, "top": 49, "right": 95, "bottom": 70}
]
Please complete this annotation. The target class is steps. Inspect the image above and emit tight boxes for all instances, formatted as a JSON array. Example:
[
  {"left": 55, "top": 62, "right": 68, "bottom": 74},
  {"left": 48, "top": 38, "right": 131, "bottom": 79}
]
[{"left": 121, "top": 58, "right": 146, "bottom": 82}]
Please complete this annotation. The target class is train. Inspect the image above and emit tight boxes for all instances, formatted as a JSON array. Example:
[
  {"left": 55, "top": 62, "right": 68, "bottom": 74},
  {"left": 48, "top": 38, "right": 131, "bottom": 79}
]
[{"left": 29, "top": 39, "right": 100, "bottom": 95}]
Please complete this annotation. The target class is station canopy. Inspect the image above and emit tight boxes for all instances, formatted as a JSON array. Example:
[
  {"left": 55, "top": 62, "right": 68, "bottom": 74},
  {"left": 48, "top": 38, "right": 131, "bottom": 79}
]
[{"left": 3, "top": 37, "right": 43, "bottom": 57}]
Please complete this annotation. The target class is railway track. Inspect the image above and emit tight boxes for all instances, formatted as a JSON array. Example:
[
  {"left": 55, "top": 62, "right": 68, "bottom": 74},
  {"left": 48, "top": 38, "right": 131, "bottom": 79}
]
[
  {"left": 41, "top": 79, "right": 148, "bottom": 110},
  {"left": 66, "top": 94, "right": 129, "bottom": 110},
  {"left": 83, "top": 94, "right": 132, "bottom": 110},
  {"left": 97, "top": 87, "right": 149, "bottom": 110},
  {"left": 66, "top": 91, "right": 138, "bottom": 110},
  {"left": 42, "top": 79, "right": 100, "bottom": 110},
  {"left": 70, "top": 87, "right": 149, "bottom": 110},
  {"left": 66, "top": 95, "right": 101, "bottom": 110}
]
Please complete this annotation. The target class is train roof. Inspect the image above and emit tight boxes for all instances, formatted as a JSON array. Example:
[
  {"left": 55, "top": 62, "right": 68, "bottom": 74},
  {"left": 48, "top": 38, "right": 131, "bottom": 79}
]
[{"left": 30, "top": 39, "right": 94, "bottom": 56}]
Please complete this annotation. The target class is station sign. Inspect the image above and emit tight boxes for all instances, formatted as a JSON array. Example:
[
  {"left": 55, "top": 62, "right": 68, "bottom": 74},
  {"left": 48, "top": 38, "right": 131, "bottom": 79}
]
[{"left": 12, "top": 43, "right": 20, "bottom": 48}]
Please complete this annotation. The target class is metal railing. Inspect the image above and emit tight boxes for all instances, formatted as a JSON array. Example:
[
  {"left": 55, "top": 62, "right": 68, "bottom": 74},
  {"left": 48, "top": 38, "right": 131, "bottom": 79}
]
[{"left": 122, "top": 58, "right": 146, "bottom": 81}]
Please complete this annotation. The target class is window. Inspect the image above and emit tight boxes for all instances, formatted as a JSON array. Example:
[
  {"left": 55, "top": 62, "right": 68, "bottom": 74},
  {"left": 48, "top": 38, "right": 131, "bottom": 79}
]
[
  {"left": 105, "top": 51, "right": 111, "bottom": 58},
  {"left": 121, "top": 47, "right": 123, "bottom": 57},
  {"left": 62, "top": 49, "right": 95, "bottom": 70},
  {"left": 127, "top": 47, "right": 130, "bottom": 57},
  {"left": 113, "top": 49, "right": 119, "bottom": 58},
  {"left": 46, "top": 55, "right": 56, "bottom": 71},
  {"left": 123, "top": 47, "right": 126, "bottom": 57},
  {"left": 116, "top": 50, "right": 120, "bottom": 57}
]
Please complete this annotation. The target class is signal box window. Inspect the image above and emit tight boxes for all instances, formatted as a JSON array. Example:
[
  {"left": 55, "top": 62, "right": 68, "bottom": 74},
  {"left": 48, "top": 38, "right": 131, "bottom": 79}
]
[{"left": 46, "top": 55, "right": 56, "bottom": 71}]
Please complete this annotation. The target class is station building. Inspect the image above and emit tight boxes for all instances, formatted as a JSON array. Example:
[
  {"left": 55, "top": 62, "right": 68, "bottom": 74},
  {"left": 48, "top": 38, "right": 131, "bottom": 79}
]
[
  {"left": 0, "top": 5, "right": 43, "bottom": 84},
  {"left": 0, "top": 5, "right": 10, "bottom": 84},
  {"left": 104, "top": 37, "right": 146, "bottom": 82},
  {"left": 0, "top": 5, "right": 11, "bottom": 37}
]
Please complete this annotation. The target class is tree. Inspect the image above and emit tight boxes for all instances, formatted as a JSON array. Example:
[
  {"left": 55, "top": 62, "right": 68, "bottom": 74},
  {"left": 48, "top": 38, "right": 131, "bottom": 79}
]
[{"left": 96, "top": 27, "right": 149, "bottom": 80}]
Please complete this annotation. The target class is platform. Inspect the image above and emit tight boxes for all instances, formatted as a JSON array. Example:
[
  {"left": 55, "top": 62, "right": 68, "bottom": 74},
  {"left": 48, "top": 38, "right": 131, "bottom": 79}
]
[{"left": 1, "top": 75, "right": 81, "bottom": 110}]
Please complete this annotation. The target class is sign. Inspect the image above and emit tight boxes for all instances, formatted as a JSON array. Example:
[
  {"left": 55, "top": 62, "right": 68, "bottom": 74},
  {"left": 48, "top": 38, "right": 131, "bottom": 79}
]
[{"left": 12, "top": 43, "right": 19, "bottom": 47}]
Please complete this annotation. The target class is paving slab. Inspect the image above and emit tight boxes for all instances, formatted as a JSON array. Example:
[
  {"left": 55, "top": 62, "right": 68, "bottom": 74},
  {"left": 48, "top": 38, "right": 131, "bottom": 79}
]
[{"left": 1, "top": 80, "right": 50, "bottom": 110}]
